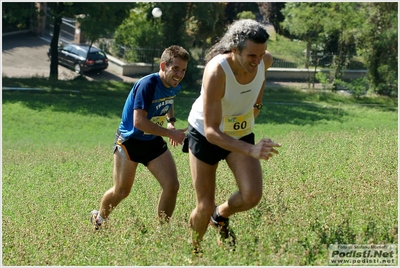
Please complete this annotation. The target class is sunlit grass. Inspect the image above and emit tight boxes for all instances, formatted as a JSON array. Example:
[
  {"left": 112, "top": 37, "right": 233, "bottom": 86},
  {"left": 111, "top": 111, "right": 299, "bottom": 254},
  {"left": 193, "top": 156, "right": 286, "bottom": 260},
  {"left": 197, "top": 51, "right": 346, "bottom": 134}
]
[{"left": 2, "top": 79, "right": 398, "bottom": 265}]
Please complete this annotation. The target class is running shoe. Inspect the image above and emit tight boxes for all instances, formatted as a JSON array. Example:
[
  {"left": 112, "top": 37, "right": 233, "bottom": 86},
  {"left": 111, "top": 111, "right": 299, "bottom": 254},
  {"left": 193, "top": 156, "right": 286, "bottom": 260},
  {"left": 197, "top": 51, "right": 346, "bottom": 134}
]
[
  {"left": 90, "top": 210, "right": 102, "bottom": 230},
  {"left": 209, "top": 215, "right": 236, "bottom": 250},
  {"left": 192, "top": 247, "right": 203, "bottom": 256}
]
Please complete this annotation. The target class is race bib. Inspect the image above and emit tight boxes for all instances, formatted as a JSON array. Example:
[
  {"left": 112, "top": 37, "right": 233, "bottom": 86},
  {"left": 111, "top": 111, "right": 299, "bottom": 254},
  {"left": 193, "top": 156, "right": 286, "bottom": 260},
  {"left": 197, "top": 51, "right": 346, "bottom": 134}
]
[
  {"left": 144, "top": 115, "right": 167, "bottom": 135},
  {"left": 223, "top": 109, "right": 254, "bottom": 138}
]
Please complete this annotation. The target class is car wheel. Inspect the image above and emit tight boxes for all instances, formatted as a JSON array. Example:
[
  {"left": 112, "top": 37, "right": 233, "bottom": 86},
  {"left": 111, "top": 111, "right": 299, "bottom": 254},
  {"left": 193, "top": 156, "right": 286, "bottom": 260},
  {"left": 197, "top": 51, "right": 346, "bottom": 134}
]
[{"left": 74, "top": 64, "right": 82, "bottom": 74}]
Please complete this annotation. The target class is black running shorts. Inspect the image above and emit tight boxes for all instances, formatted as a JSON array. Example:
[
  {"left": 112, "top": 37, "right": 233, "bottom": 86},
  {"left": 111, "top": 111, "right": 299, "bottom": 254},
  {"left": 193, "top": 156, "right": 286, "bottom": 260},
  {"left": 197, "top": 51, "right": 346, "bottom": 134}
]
[
  {"left": 114, "top": 130, "right": 168, "bottom": 166},
  {"left": 183, "top": 124, "right": 255, "bottom": 165}
]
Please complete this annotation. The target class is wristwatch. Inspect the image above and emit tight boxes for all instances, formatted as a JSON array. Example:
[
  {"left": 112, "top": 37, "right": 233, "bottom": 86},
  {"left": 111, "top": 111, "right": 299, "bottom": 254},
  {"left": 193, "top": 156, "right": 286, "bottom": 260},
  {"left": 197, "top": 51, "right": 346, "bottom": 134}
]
[
  {"left": 167, "top": 117, "right": 176, "bottom": 123},
  {"left": 253, "top": 103, "right": 263, "bottom": 110}
]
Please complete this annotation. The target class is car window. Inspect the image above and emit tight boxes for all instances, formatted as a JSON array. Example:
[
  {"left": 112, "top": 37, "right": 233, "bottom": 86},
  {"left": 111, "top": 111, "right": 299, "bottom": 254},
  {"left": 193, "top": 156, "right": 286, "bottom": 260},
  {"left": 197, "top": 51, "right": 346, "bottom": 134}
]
[
  {"left": 62, "top": 45, "right": 73, "bottom": 53},
  {"left": 88, "top": 51, "right": 106, "bottom": 60},
  {"left": 76, "top": 49, "right": 86, "bottom": 58},
  {"left": 70, "top": 47, "right": 80, "bottom": 56}
]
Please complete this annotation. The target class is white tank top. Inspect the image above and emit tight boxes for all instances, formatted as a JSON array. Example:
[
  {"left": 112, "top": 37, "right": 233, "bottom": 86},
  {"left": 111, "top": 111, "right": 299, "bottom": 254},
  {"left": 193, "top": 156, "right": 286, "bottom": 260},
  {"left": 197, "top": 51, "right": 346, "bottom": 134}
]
[{"left": 188, "top": 54, "right": 265, "bottom": 139}]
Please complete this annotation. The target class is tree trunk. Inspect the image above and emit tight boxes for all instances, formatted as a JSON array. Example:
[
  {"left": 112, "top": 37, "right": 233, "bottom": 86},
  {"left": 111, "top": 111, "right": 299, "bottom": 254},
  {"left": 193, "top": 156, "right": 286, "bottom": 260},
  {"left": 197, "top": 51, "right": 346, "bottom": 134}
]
[
  {"left": 49, "top": 16, "right": 62, "bottom": 80},
  {"left": 305, "top": 40, "right": 311, "bottom": 68}
]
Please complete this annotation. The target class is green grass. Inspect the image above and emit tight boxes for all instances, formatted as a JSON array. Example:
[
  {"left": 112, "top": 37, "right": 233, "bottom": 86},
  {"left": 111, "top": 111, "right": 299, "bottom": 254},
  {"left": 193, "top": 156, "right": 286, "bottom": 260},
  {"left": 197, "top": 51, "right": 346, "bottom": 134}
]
[
  {"left": 267, "top": 34, "right": 366, "bottom": 69},
  {"left": 2, "top": 77, "right": 398, "bottom": 265},
  {"left": 267, "top": 34, "right": 306, "bottom": 56}
]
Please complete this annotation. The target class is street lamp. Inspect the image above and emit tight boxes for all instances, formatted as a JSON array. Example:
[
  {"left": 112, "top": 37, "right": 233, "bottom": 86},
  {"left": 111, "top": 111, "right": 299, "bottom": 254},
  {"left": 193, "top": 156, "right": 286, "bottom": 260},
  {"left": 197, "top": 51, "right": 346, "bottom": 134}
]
[
  {"left": 152, "top": 7, "right": 162, "bottom": 18},
  {"left": 151, "top": 7, "right": 162, "bottom": 72}
]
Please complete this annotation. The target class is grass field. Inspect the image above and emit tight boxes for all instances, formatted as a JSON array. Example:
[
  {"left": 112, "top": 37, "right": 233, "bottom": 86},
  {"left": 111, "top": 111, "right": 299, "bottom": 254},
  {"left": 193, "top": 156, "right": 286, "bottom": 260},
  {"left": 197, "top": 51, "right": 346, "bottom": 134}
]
[{"left": 2, "top": 77, "right": 398, "bottom": 265}]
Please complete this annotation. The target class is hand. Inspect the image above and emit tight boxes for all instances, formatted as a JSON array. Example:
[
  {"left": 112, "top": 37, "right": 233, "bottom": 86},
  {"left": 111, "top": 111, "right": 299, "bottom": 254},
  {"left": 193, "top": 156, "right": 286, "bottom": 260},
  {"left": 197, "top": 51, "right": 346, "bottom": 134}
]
[
  {"left": 250, "top": 138, "right": 281, "bottom": 160},
  {"left": 168, "top": 127, "right": 188, "bottom": 147}
]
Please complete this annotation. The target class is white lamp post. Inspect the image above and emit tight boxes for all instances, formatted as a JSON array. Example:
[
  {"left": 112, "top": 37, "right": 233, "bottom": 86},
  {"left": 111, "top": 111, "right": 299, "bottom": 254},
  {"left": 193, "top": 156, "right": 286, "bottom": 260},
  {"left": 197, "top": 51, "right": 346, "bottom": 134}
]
[{"left": 151, "top": 7, "right": 162, "bottom": 72}]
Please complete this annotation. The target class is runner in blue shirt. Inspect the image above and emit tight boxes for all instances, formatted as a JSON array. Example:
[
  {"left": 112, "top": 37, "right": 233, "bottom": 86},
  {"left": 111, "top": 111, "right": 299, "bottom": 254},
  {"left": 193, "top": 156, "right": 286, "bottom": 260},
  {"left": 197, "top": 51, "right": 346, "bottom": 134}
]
[{"left": 90, "top": 45, "right": 191, "bottom": 229}]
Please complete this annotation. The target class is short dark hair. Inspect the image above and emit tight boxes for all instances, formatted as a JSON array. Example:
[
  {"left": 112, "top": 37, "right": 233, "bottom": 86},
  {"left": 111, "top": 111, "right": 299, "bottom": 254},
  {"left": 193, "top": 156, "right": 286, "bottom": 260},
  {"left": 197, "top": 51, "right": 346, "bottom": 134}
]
[{"left": 160, "top": 45, "right": 191, "bottom": 66}]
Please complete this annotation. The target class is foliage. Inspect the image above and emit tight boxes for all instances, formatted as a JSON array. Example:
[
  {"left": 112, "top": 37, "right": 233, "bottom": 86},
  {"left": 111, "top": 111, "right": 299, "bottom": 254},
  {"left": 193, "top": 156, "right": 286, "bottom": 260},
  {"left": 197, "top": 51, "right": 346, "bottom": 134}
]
[
  {"left": 114, "top": 2, "right": 226, "bottom": 88},
  {"left": 113, "top": 3, "right": 158, "bottom": 62},
  {"left": 335, "top": 77, "right": 369, "bottom": 98},
  {"left": 281, "top": 3, "right": 324, "bottom": 41},
  {"left": 2, "top": 79, "right": 398, "bottom": 265},
  {"left": 2, "top": 2, "right": 38, "bottom": 32},
  {"left": 315, "top": 72, "right": 333, "bottom": 91},
  {"left": 281, "top": 2, "right": 361, "bottom": 79},
  {"left": 187, "top": 2, "right": 226, "bottom": 54},
  {"left": 76, "top": 3, "right": 135, "bottom": 46},
  {"left": 281, "top": 2, "right": 397, "bottom": 96},
  {"left": 356, "top": 2, "right": 398, "bottom": 96},
  {"left": 315, "top": 73, "right": 369, "bottom": 99},
  {"left": 236, "top": 11, "right": 256, "bottom": 20},
  {"left": 225, "top": 2, "right": 259, "bottom": 23},
  {"left": 114, "top": 3, "right": 157, "bottom": 49}
]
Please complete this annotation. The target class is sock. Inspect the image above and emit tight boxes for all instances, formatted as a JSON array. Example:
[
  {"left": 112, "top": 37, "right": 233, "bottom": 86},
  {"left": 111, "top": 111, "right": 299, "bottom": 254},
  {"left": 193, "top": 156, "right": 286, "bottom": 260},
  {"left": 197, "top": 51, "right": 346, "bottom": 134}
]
[
  {"left": 213, "top": 206, "right": 229, "bottom": 222},
  {"left": 97, "top": 213, "right": 105, "bottom": 224}
]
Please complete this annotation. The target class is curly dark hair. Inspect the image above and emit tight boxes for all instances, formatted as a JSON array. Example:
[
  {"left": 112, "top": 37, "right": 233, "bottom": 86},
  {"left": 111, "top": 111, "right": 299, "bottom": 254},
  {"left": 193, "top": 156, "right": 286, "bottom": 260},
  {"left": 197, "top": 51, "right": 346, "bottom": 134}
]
[{"left": 205, "top": 19, "right": 269, "bottom": 63}]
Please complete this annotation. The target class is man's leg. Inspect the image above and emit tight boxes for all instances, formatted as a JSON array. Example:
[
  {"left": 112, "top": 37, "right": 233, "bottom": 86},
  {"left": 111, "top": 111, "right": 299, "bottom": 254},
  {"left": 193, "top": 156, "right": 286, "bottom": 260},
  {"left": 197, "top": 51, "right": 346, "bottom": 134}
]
[
  {"left": 188, "top": 150, "right": 218, "bottom": 249},
  {"left": 217, "top": 152, "right": 263, "bottom": 218},
  {"left": 98, "top": 149, "right": 138, "bottom": 220},
  {"left": 147, "top": 149, "right": 180, "bottom": 222}
]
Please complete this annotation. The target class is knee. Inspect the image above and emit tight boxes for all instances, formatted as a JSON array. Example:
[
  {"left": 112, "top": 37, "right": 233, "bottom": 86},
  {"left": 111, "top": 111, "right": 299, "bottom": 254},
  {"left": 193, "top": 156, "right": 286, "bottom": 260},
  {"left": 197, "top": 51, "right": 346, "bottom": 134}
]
[
  {"left": 164, "top": 180, "right": 180, "bottom": 195},
  {"left": 242, "top": 190, "right": 262, "bottom": 208},
  {"left": 170, "top": 180, "right": 180, "bottom": 194},
  {"left": 114, "top": 187, "right": 130, "bottom": 200},
  {"left": 196, "top": 201, "right": 215, "bottom": 217}
]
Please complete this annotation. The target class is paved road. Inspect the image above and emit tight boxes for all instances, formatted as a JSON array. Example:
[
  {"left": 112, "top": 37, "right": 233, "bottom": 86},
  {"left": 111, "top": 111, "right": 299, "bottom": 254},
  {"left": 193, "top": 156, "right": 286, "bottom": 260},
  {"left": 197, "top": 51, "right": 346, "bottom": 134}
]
[{"left": 2, "top": 32, "right": 139, "bottom": 84}]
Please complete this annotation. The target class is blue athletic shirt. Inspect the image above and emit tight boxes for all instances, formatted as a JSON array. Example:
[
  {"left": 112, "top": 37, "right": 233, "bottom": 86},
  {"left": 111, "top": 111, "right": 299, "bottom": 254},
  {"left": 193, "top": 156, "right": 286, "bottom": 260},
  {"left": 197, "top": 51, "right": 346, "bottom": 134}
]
[{"left": 119, "top": 73, "right": 181, "bottom": 141}]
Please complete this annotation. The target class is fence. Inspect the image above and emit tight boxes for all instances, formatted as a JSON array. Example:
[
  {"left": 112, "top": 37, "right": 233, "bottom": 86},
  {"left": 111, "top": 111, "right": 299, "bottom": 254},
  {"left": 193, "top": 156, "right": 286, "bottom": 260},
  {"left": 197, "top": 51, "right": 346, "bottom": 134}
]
[{"left": 44, "top": 15, "right": 76, "bottom": 44}]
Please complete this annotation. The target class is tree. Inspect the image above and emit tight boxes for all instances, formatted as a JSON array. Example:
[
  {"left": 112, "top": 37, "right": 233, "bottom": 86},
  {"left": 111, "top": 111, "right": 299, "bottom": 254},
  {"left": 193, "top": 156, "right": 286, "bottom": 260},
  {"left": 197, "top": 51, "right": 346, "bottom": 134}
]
[
  {"left": 2, "top": 2, "right": 38, "bottom": 32},
  {"left": 320, "top": 2, "right": 364, "bottom": 90},
  {"left": 281, "top": 3, "right": 365, "bottom": 90},
  {"left": 281, "top": 2, "right": 397, "bottom": 95},
  {"left": 76, "top": 3, "right": 135, "bottom": 47},
  {"left": 46, "top": 3, "right": 76, "bottom": 81},
  {"left": 281, "top": 2, "right": 325, "bottom": 65},
  {"left": 358, "top": 2, "right": 398, "bottom": 96},
  {"left": 113, "top": 2, "right": 226, "bottom": 87},
  {"left": 115, "top": 2, "right": 194, "bottom": 59},
  {"left": 157, "top": 2, "right": 226, "bottom": 86},
  {"left": 257, "top": 2, "right": 286, "bottom": 35},
  {"left": 280, "top": 2, "right": 326, "bottom": 88},
  {"left": 187, "top": 2, "right": 226, "bottom": 63}
]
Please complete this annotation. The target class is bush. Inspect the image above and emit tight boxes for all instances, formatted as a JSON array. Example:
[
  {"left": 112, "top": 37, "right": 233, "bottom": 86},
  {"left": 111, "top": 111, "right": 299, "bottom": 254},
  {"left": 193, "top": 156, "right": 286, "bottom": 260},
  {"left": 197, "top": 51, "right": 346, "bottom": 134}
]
[{"left": 335, "top": 77, "right": 368, "bottom": 98}]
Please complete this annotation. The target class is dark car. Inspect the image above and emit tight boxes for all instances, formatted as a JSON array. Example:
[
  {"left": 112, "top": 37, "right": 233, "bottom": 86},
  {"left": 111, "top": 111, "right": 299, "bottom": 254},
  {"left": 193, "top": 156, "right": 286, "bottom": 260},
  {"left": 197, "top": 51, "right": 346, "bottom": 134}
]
[{"left": 47, "top": 43, "right": 108, "bottom": 74}]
